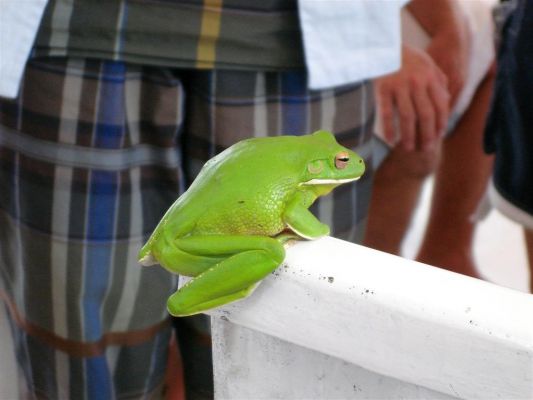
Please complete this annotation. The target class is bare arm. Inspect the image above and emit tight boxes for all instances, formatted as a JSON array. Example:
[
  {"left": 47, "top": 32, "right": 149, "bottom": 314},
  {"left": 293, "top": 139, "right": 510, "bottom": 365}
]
[
  {"left": 376, "top": 0, "right": 470, "bottom": 151},
  {"left": 407, "top": 0, "right": 466, "bottom": 37},
  {"left": 376, "top": 45, "right": 449, "bottom": 151},
  {"left": 407, "top": 0, "right": 471, "bottom": 106}
]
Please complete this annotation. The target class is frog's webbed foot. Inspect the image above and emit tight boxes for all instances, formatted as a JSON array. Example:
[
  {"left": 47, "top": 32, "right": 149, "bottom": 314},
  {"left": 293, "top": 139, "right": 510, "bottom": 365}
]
[
  {"left": 139, "top": 253, "right": 158, "bottom": 267},
  {"left": 167, "top": 235, "right": 285, "bottom": 317}
]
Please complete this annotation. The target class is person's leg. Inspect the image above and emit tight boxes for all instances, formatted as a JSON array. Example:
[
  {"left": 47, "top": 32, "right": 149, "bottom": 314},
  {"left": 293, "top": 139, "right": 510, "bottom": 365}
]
[
  {"left": 522, "top": 229, "right": 533, "bottom": 293},
  {"left": 415, "top": 66, "right": 496, "bottom": 277},
  {"left": 364, "top": 144, "right": 440, "bottom": 254},
  {"left": 173, "top": 316, "right": 212, "bottom": 399},
  {"left": 0, "top": 58, "right": 184, "bottom": 399}
]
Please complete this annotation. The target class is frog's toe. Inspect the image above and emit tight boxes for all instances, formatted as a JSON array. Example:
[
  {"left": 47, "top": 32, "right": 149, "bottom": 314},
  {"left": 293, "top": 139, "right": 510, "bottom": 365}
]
[{"left": 139, "top": 252, "right": 158, "bottom": 266}]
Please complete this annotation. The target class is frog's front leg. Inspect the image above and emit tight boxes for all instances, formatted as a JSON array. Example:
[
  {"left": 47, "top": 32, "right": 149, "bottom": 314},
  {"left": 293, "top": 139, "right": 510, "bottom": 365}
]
[
  {"left": 284, "top": 190, "right": 330, "bottom": 239},
  {"left": 168, "top": 235, "right": 285, "bottom": 316}
]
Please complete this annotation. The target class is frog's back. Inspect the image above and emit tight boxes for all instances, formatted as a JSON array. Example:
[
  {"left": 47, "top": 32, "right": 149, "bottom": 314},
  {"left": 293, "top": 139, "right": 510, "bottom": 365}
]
[
  {"left": 139, "top": 134, "right": 326, "bottom": 263},
  {"left": 184, "top": 137, "right": 303, "bottom": 235}
]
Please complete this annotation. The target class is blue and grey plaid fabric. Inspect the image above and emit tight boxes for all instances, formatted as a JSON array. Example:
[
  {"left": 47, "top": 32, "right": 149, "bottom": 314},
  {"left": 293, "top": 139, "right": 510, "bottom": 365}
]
[{"left": 0, "top": 57, "right": 374, "bottom": 399}]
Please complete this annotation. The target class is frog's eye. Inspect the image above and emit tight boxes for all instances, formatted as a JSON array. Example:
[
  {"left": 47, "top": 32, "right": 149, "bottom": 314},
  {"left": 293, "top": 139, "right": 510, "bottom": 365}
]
[{"left": 335, "top": 152, "right": 350, "bottom": 169}]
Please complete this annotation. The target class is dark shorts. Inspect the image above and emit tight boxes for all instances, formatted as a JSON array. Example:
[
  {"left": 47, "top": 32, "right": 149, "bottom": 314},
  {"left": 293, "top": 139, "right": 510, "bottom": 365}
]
[{"left": 485, "top": 0, "right": 533, "bottom": 228}]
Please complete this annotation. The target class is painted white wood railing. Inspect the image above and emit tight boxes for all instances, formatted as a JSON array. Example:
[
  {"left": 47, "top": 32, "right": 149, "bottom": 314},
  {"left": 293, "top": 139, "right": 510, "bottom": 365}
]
[{"left": 185, "top": 236, "right": 533, "bottom": 399}]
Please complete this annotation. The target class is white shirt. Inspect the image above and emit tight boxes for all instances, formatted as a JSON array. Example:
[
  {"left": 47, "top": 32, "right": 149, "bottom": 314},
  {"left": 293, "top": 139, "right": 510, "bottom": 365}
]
[
  {"left": 0, "top": 0, "right": 407, "bottom": 98},
  {"left": 0, "top": 0, "right": 48, "bottom": 98},
  {"left": 298, "top": 0, "right": 409, "bottom": 89}
]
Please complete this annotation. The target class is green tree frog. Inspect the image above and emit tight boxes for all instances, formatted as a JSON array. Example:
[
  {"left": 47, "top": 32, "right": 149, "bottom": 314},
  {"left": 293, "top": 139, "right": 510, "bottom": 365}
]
[{"left": 138, "top": 130, "right": 365, "bottom": 316}]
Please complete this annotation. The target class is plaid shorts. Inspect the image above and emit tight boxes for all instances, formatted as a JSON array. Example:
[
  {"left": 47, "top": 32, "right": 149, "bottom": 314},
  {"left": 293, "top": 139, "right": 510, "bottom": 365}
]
[{"left": 0, "top": 58, "right": 375, "bottom": 399}]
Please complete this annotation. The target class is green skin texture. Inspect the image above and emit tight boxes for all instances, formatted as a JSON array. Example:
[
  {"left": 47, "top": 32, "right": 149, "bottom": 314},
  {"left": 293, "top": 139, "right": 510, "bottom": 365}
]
[{"left": 138, "top": 130, "right": 365, "bottom": 316}]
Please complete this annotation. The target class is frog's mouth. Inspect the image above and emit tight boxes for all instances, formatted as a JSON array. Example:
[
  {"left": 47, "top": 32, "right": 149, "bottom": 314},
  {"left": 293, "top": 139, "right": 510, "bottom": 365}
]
[{"left": 301, "top": 177, "right": 361, "bottom": 186}]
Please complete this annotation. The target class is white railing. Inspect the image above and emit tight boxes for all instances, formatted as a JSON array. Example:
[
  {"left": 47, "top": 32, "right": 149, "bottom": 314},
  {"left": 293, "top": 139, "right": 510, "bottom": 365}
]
[{"left": 197, "top": 236, "right": 533, "bottom": 399}]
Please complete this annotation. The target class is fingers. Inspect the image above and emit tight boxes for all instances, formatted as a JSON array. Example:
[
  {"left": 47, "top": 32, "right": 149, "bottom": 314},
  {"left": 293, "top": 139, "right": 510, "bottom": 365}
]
[
  {"left": 394, "top": 86, "right": 416, "bottom": 151},
  {"left": 411, "top": 78, "right": 437, "bottom": 151},
  {"left": 411, "top": 77, "right": 449, "bottom": 151},
  {"left": 426, "top": 33, "right": 469, "bottom": 110},
  {"left": 375, "top": 47, "right": 451, "bottom": 152},
  {"left": 429, "top": 80, "right": 450, "bottom": 137},
  {"left": 377, "top": 85, "right": 396, "bottom": 144},
  {"left": 435, "top": 66, "right": 448, "bottom": 90}
]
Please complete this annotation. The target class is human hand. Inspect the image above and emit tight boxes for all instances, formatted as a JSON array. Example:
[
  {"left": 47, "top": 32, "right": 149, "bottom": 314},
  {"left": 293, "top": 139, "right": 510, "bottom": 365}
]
[
  {"left": 426, "top": 23, "right": 471, "bottom": 108},
  {"left": 406, "top": 0, "right": 472, "bottom": 109},
  {"left": 376, "top": 45, "right": 450, "bottom": 152}
]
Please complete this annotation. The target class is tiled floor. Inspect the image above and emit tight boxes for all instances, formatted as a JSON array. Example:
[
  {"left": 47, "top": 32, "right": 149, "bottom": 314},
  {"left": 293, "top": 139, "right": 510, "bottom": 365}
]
[{"left": 0, "top": 180, "right": 530, "bottom": 398}]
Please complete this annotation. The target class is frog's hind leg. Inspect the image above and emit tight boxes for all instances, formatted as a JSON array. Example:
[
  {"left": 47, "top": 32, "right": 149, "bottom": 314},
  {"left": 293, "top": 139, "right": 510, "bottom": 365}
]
[
  {"left": 149, "top": 234, "right": 225, "bottom": 277},
  {"left": 167, "top": 235, "right": 284, "bottom": 316},
  {"left": 168, "top": 282, "right": 260, "bottom": 317}
]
